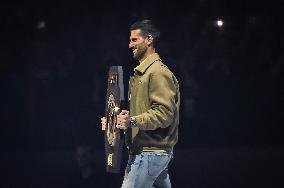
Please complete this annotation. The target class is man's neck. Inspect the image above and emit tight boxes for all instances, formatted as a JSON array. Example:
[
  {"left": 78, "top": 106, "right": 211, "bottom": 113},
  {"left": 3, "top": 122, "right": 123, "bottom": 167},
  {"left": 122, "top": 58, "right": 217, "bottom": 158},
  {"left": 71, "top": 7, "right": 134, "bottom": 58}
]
[{"left": 139, "top": 49, "right": 155, "bottom": 64}]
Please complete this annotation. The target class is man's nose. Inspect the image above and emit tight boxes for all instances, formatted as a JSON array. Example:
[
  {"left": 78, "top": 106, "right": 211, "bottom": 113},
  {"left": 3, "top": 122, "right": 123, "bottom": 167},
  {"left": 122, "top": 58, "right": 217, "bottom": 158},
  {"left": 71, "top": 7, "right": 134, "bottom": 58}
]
[{"left": 129, "top": 42, "right": 134, "bottom": 49}]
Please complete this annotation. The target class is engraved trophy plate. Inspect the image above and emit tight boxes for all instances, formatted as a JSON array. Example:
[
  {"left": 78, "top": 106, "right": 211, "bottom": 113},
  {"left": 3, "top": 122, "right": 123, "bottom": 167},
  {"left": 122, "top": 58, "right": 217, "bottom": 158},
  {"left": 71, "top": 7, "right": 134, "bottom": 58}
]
[{"left": 104, "top": 66, "right": 124, "bottom": 173}]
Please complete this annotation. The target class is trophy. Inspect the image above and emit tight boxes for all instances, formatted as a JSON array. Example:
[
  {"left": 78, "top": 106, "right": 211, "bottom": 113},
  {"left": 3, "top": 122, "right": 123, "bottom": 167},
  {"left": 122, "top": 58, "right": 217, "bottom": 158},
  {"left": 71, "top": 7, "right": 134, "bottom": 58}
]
[{"left": 104, "top": 66, "right": 124, "bottom": 173}]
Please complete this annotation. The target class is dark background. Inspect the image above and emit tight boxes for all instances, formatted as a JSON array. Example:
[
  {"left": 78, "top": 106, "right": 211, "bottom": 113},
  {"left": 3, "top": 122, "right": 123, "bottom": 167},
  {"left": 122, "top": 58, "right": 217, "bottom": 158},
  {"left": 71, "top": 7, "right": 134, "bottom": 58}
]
[{"left": 1, "top": 0, "right": 283, "bottom": 187}]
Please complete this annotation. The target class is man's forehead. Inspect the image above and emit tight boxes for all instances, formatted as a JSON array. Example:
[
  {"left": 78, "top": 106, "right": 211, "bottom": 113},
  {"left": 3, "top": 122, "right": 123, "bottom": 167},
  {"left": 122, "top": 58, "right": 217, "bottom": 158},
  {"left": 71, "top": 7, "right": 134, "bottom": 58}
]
[{"left": 130, "top": 29, "right": 142, "bottom": 38}]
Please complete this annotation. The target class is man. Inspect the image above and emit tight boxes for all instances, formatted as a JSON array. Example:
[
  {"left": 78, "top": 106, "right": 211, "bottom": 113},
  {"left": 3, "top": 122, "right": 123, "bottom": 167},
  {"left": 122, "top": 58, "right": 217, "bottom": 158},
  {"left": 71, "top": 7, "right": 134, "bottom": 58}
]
[{"left": 101, "top": 19, "right": 180, "bottom": 188}]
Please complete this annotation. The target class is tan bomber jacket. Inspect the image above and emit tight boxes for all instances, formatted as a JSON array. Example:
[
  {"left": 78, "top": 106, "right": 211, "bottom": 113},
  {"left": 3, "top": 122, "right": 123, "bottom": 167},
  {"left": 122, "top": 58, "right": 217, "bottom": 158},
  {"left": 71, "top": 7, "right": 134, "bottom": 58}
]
[{"left": 128, "top": 53, "right": 180, "bottom": 152}]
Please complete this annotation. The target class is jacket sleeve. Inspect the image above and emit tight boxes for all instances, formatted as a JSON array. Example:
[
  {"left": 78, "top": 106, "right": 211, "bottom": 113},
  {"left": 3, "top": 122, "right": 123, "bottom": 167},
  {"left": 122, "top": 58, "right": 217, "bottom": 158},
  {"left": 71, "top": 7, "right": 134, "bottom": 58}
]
[{"left": 134, "top": 68, "right": 178, "bottom": 130}]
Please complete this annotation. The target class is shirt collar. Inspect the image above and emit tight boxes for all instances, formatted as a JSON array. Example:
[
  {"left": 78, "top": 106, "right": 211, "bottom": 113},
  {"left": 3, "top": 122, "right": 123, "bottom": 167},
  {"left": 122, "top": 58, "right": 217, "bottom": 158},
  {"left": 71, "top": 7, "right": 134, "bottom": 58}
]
[{"left": 134, "top": 53, "right": 161, "bottom": 75}]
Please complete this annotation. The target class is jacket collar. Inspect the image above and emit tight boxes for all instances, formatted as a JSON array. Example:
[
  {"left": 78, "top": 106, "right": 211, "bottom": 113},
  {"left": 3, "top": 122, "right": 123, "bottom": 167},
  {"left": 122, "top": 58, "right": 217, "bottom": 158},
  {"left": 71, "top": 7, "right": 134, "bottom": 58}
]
[{"left": 134, "top": 53, "right": 161, "bottom": 75}]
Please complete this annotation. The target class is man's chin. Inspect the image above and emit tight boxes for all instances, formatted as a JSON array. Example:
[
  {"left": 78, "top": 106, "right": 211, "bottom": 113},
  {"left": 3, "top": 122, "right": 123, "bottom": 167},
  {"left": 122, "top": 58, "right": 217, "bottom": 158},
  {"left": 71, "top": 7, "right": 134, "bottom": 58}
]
[
  {"left": 133, "top": 54, "right": 139, "bottom": 60},
  {"left": 133, "top": 52, "right": 144, "bottom": 61}
]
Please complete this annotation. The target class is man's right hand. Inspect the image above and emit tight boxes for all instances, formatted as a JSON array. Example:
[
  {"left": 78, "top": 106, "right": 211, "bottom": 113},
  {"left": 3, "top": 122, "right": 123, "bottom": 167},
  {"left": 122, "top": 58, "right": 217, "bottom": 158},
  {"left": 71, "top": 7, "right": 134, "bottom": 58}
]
[{"left": 101, "top": 117, "right": 107, "bottom": 131}]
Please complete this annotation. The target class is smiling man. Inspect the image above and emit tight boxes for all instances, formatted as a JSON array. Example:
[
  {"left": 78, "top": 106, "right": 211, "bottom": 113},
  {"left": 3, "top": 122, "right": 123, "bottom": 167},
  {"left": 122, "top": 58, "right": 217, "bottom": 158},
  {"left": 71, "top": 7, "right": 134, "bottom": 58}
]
[{"left": 102, "top": 19, "right": 180, "bottom": 188}]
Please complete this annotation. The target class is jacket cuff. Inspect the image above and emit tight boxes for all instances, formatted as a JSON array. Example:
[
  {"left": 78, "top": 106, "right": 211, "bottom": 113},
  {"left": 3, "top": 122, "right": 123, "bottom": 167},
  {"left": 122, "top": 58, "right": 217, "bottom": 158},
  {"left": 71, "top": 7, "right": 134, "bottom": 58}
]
[{"left": 134, "top": 115, "right": 144, "bottom": 129}]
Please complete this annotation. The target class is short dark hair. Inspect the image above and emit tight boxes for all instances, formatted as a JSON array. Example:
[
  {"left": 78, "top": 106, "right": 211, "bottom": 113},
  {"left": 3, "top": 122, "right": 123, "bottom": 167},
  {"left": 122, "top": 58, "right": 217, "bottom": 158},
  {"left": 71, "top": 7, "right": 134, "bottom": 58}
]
[{"left": 130, "top": 19, "right": 160, "bottom": 44}]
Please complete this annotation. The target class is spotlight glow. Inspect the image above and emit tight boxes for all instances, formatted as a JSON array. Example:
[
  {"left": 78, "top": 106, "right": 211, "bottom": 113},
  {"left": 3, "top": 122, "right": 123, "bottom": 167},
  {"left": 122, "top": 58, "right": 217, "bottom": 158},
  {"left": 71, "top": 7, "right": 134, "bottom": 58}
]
[{"left": 217, "top": 20, "right": 223, "bottom": 27}]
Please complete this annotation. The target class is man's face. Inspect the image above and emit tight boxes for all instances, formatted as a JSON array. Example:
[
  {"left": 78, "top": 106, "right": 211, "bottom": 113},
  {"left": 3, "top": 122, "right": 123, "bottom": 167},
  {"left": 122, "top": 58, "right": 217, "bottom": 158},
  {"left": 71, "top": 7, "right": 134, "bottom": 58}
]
[{"left": 129, "top": 29, "right": 148, "bottom": 61}]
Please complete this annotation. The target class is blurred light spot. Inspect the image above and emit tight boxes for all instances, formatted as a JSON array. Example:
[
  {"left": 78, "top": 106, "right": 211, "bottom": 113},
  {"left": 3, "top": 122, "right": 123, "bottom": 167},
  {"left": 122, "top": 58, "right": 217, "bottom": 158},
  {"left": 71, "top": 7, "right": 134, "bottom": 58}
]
[
  {"left": 37, "top": 21, "right": 46, "bottom": 29},
  {"left": 217, "top": 19, "right": 223, "bottom": 27}
]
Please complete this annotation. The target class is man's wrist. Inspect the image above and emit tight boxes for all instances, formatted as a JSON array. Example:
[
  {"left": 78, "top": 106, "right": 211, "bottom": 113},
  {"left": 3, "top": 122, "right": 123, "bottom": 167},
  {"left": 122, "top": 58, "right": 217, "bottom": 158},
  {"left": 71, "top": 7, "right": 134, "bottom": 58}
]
[{"left": 130, "top": 116, "right": 137, "bottom": 128}]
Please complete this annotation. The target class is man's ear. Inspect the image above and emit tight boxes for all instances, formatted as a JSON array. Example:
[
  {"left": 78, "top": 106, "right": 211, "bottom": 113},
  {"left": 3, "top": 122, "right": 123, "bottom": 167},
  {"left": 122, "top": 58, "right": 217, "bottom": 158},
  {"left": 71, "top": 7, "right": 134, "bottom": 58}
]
[{"left": 146, "top": 35, "right": 153, "bottom": 45}]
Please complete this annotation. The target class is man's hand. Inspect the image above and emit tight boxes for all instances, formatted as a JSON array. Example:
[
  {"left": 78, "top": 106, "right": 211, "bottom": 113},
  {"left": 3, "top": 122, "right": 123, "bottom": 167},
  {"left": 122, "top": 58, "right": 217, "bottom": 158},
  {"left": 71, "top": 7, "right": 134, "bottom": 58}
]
[
  {"left": 101, "top": 117, "right": 107, "bottom": 131},
  {"left": 116, "top": 110, "right": 130, "bottom": 129}
]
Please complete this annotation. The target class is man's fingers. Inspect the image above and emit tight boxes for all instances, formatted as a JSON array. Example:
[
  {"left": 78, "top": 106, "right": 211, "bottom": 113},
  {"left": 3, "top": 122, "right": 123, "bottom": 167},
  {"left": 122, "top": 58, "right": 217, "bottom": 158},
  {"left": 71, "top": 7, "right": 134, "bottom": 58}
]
[
  {"left": 116, "top": 123, "right": 127, "bottom": 129},
  {"left": 101, "top": 117, "right": 106, "bottom": 123},
  {"left": 101, "top": 117, "right": 107, "bottom": 130},
  {"left": 102, "top": 125, "right": 106, "bottom": 131},
  {"left": 120, "top": 110, "right": 129, "bottom": 115}
]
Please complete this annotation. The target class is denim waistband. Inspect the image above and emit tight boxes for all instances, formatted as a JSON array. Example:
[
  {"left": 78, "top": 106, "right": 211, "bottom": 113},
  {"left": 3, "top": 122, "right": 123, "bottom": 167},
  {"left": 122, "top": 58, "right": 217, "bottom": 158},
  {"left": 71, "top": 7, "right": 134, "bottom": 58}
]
[{"left": 129, "top": 147, "right": 172, "bottom": 155}]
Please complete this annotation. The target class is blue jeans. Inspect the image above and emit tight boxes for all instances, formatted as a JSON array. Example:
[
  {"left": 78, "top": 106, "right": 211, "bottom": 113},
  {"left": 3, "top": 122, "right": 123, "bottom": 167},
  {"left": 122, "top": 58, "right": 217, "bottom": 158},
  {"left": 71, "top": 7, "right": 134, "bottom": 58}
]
[{"left": 121, "top": 151, "right": 173, "bottom": 188}]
